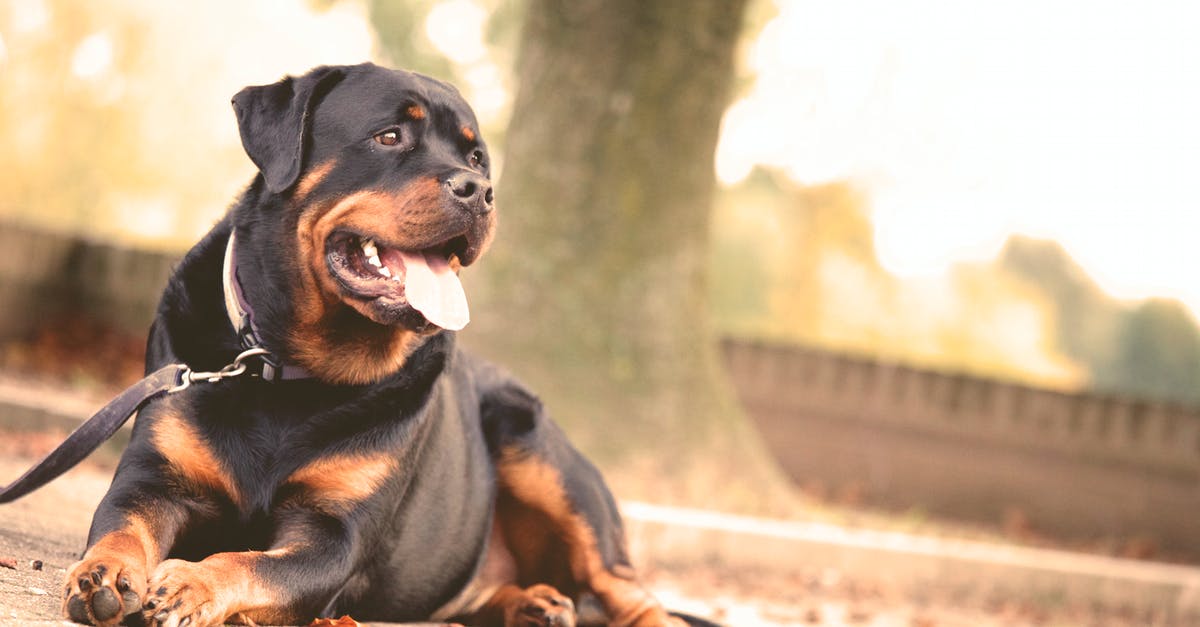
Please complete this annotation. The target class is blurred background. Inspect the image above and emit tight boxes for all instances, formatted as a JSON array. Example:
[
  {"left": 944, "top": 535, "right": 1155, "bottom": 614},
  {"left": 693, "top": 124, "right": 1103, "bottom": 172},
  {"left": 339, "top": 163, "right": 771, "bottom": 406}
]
[{"left": 1, "top": 0, "right": 1198, "bottom": 624}]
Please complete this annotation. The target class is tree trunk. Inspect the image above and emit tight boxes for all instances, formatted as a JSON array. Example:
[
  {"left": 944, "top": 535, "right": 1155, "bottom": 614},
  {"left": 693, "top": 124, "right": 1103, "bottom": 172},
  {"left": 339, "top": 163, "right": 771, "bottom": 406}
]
[{"left": 464, "top": 0, "right": 789, "bottom": 511}]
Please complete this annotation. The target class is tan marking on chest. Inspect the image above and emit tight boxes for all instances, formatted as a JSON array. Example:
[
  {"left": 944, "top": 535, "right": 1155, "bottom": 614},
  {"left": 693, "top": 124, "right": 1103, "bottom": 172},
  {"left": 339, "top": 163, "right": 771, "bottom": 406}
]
[
  {"left": 151, "top": 412, "right": 241, "bottom": 505},
  {"left": 283, "top": 453, "right": 396, "bottom": 513}
]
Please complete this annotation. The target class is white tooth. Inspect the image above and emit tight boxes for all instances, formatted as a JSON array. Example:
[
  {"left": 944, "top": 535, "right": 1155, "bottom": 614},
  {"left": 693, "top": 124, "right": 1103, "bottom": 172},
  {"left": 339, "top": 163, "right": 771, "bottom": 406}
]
[
  {"left": 379, "top": 266, "right": 392, "bottom": 277},
  {"left": 361, "top": 239, "right": 378, "bottom": 257},
  {"left": 367, "top": 254, "right": 383, "bottom": 267}
]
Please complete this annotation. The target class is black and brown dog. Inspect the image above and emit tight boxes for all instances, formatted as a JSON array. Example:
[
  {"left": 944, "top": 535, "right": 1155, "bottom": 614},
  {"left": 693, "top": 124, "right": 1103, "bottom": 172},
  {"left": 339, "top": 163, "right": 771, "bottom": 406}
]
[{"left": 60, "top": 63, "right": 698, "bottom": 627}]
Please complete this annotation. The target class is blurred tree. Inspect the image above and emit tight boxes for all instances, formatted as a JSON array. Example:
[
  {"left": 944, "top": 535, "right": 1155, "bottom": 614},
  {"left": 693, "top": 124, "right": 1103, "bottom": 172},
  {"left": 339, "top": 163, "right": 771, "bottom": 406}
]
[
  {"left": 460, "top": 0, "right": 790, "bottom": 509},
  {"left": 0, "top": 1, "right": 149, "bottom": 233},
  {"left": 770, "top": 179, "right": 878, "bottom": 343},
  {"left": 1000, "top": 236, "right": 1200, "bottom": 404},
  {"left": 1, "top": 0, "right": 369, "bottom": 247},
  {"left": 708, "top": 170, "right": 782, "bottom": 337},
  {"left": 1100, "top": 299, "right": 1200, "bottom": 404},
  {"left": 363, "top": 0, "right": 455, "bottom": 81},
  {"left": 721, "top": 178, "right": 1078, "bottom": 386},
  {"left": 999, "top": 236, "right": 1121, "bottom": 371}
]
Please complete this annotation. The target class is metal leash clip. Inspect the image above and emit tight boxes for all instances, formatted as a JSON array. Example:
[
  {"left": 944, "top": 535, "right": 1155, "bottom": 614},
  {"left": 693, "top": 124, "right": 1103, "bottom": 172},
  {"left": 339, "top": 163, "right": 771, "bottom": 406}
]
[{"left": 169, "top": 347, "right": 272, "bottom": 394}]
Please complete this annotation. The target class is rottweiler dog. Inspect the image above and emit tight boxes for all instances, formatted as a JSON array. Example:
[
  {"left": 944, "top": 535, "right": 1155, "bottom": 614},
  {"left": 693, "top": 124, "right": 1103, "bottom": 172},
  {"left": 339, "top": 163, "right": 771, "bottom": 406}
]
[{"left": 60, "top": 63, "right": 696, "bottom": 627}]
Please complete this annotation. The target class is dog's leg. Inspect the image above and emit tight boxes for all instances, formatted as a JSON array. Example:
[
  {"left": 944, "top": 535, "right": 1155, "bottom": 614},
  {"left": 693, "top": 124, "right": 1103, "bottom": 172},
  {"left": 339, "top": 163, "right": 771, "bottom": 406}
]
[
  {"left": 134, "top": 466, "right": 396, "bottom": 627},
  {"left": 491, "top": 453, "right": 682, "bottom": 627},
  {"left": 64, "top": 397, "right": 372, "bottom": 627},
  {"left": 138, "top": 517, "right": 350, "bottom": 627},
  {"left": 63, "top": 487, "right": 187, "bottom": 626},
  {"left": 480, "top": 384, "right": 684, "bottom": 627}
]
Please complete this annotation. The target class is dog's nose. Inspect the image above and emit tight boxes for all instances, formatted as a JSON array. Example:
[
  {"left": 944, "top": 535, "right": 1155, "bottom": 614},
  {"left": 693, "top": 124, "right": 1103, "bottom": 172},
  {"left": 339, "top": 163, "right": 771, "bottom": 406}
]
[{"left": 445, "top": 171, "right": 494, "bottom": 214}]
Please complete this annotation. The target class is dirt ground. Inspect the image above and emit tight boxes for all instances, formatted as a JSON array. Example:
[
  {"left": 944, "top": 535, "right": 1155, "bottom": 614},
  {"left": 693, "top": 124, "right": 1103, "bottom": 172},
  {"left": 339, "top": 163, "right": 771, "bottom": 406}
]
[{"left": 0, "top": 449, "right": 1183, "bottom": 627}]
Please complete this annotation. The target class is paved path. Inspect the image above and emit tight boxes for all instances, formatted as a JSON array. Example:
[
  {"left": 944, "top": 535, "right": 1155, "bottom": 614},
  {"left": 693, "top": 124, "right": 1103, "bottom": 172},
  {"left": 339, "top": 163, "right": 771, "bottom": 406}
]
[{"left": 0, "top": 456, "right": 105, "bottom": 626}]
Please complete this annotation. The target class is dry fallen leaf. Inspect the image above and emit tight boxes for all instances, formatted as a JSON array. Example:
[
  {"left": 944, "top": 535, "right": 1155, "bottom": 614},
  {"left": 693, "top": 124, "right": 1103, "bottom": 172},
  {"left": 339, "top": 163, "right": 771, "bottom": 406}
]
[{"left": 307, "top": 616, "right": 361, "bottom": 627}]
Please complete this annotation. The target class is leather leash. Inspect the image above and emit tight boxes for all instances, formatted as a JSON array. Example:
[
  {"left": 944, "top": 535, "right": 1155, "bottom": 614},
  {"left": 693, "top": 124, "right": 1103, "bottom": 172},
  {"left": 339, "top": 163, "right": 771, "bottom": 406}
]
[{"left": 0, "top": 347, "right": 269, "bottom": 503}]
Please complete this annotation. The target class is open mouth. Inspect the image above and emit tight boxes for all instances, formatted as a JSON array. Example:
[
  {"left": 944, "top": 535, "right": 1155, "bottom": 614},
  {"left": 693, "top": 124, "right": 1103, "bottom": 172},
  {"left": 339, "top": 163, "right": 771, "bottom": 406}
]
[{"left": 325, "top": 231, "right": 471, "bottom": 330}]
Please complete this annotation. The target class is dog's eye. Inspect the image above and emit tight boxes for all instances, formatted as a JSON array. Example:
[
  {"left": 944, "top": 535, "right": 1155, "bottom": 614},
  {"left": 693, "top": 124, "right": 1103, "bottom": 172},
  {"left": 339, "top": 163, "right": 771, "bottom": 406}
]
[
  {"left": 469, "top": 150, "right": 484, "bottom": 168},
  {"left": 374, "top": 130, "right": 401, "bottom": 147}
]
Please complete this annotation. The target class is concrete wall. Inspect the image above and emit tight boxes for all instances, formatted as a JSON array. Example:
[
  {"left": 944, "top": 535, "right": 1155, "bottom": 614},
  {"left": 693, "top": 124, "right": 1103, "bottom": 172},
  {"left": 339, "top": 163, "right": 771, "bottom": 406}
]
[{"left": 721, "top": 338, "right": 1200, "bottom": 556}]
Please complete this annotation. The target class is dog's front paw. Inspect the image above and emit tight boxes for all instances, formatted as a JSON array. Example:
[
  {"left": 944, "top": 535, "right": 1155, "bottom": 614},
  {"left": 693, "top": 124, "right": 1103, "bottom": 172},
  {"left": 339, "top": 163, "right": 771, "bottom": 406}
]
[
  {"left": 63, "top": 556, "right": 146, "bottom": 626},
  {"left": 142, "top": 559, "right": 229, "bottom": 627}
]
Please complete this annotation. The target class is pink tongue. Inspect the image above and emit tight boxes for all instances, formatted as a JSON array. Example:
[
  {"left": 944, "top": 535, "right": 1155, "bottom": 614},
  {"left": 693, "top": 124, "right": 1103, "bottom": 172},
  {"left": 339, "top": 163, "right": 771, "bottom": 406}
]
[{"left": 398, "top": 250, "right": 469, "bottom": 330}]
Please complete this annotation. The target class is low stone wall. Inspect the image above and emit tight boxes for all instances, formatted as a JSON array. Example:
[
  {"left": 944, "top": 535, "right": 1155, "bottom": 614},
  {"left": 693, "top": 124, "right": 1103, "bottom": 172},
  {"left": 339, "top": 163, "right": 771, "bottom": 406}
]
[
  {"left": 0, "top": 221, "right": 179, "bottom": 337},
  {"left": 722, "top": 338, "right": 1200, "bottom": 556}
]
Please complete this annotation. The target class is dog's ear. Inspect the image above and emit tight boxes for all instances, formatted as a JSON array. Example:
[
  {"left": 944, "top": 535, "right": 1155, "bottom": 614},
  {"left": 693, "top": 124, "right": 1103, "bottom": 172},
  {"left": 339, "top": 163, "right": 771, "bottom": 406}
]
[{"left": 232, "top": 66, "right": 346, "bottom": 194}]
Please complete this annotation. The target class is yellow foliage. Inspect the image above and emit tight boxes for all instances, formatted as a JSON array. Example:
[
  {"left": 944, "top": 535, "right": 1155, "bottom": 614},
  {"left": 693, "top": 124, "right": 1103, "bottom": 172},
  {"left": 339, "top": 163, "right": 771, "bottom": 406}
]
[
  {"left": 712, "top": 170, "right": 1083, "bottom": 389},
  {"left": 0, "top": 0, "right": 374, "bottom": 249}
]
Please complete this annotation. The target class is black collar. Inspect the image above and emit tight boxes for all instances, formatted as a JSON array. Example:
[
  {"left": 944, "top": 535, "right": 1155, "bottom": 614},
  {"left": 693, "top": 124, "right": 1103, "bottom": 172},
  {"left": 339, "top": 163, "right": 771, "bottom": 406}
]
[{"left": 222, "top": 230, "right": 313, "bottom": 381}]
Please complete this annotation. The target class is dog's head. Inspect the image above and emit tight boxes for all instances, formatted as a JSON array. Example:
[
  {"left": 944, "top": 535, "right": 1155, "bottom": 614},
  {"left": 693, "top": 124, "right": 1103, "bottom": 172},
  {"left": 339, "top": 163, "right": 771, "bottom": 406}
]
[{"left": 232, "top": 63, "right": 496, "bottom": 383}]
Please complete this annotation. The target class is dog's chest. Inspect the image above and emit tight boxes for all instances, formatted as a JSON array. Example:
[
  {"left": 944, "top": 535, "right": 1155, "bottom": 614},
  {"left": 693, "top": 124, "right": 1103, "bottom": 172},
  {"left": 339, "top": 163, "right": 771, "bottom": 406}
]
[{"left": 151, "top": 382, "right": 438, "bottom": 518}]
